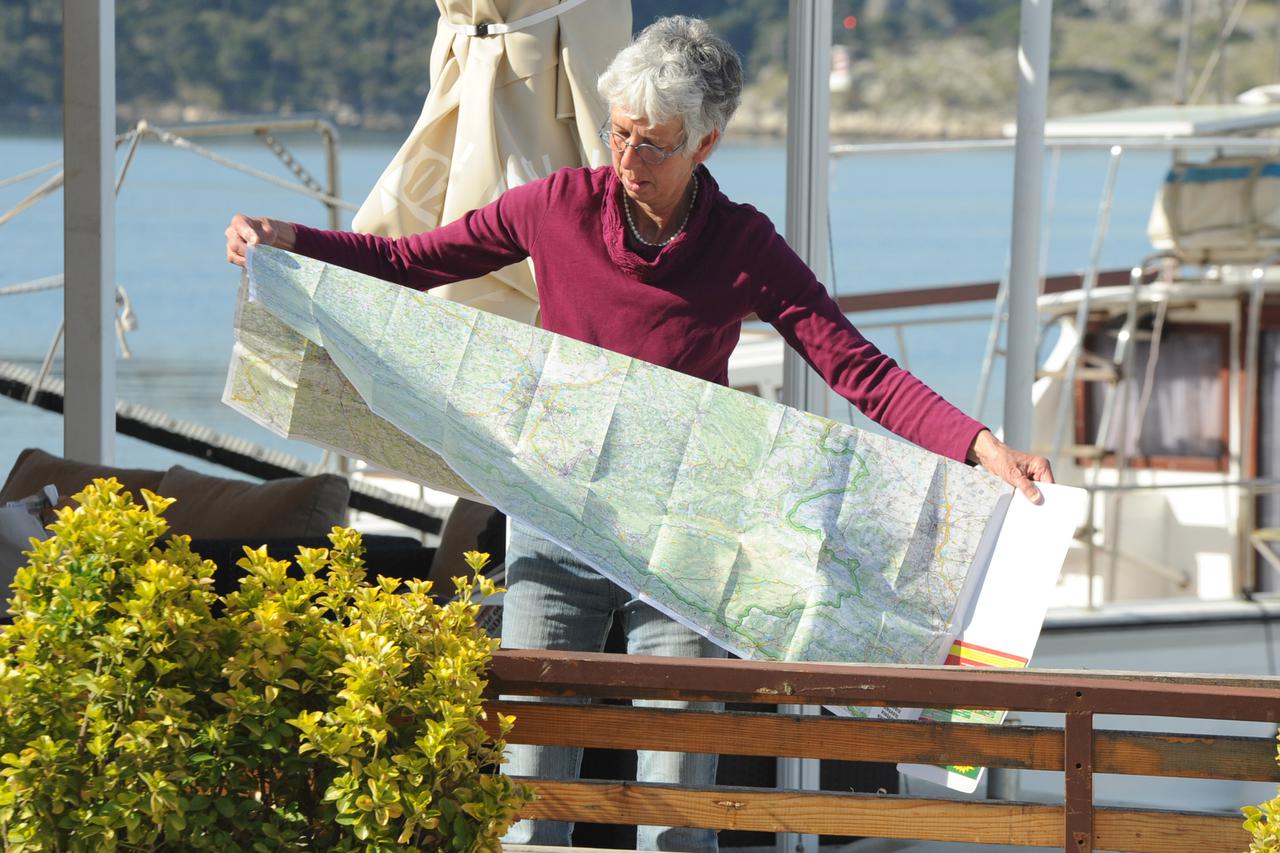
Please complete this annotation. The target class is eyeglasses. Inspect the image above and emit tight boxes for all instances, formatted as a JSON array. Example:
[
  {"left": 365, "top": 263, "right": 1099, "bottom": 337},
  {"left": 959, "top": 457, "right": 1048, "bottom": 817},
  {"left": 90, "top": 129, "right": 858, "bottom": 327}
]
[{"left": 599, "top": 124, "right": 686, "bottom": 166}]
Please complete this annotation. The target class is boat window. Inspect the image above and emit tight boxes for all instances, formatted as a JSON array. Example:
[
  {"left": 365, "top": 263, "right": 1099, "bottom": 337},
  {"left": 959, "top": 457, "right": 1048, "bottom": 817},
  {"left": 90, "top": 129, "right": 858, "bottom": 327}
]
[{"left": 1078, "top": 324, "right": 1228, "bottom": 471}]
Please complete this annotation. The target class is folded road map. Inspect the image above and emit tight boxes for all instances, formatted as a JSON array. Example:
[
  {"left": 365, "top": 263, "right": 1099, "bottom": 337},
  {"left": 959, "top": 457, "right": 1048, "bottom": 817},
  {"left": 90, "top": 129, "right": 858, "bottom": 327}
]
[{"left": 225, "top": 245, "right": 1083, "bottom": 791}]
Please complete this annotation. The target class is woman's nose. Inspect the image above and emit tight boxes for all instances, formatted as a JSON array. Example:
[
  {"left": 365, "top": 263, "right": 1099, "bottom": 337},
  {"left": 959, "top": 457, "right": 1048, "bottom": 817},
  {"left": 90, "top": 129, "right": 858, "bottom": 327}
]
[{"left": 618, "top": 141, "right": 642, "bottom": 169}]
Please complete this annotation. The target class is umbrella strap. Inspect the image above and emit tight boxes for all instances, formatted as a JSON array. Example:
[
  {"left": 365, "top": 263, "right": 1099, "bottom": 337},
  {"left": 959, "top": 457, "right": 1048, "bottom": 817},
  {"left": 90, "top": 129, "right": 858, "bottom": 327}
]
[{"left": 439, "top": 0, "right": 593, "bottom": 37}]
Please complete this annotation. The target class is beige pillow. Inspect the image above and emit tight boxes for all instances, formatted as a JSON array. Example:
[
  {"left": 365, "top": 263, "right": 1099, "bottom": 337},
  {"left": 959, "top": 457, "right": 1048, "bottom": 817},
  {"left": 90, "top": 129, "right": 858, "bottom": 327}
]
[
  {"left": 428, "top": 497, "right": 500, "bottom": 587},
  {"left": 0, "top": 447, "right": 165, "bottom": 506},
  {"left": 155, "top": 465, "right": 349, "bottom": 541}
]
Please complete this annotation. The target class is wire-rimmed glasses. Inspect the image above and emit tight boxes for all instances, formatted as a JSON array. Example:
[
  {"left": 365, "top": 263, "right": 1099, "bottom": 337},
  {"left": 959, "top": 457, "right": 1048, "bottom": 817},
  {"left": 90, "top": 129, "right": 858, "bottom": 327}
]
[{"left": 599, "top": 123, "right": 687, "bottom": 166}]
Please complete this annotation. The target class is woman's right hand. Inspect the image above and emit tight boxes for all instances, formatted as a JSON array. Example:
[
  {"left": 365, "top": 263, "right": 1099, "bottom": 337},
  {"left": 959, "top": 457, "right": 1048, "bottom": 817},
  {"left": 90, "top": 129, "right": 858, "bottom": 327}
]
[{"left": 225, "top": 214, "right": 296, "bottom": 267}]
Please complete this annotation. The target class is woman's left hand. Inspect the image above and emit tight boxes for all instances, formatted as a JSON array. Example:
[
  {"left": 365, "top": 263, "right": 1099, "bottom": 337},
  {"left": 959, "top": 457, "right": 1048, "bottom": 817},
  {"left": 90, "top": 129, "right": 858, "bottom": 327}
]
[{"left": 966, "top": 429, "right": 1054, "bottom": 505}]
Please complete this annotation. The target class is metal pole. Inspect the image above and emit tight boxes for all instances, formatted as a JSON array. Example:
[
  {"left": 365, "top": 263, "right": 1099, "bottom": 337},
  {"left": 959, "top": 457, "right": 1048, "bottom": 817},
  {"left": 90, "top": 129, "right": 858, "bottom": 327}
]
[
  {"left": 779, "top": 3, "right": 831, "bottom": 851},
  {"left": 1084, "top": 491, "right": 1098, "bottom": 608},
  {"left": 972, "top": 147, "right": 1053, "bottom": 423},
  {"left": 29, "top": 323, "right": 66, "bottom": 406},
  {"left": 319, "top": 123, "right": 350, "bottom": 480},
  {"left": 323, "top": 125, "right": 343, "bottom": 230},
  {"left": 1241, "top": 269, "right": 1266, "bottom": 593},
  {"left": 987, "top": 0, "right": 1053, "bottom": 799},
  {"left": 1274, "top": 0, "right": 1280, "bottom": 86},
  {"left": 1103, "top": 270, "right": 1146, "bottom": 601},
  {"left": 1218, "top": 0, "right": 1229, "bottom": 105},
  {"left": 1050, "top": 146, "right": 1123, "bottom": 464},
  {"left": 973, "top": 269, "right": 1010, "bottom": 420},
  {"left": 1175, "top": 0, "right": 1195, "bottom": 104},
  {"left": 1187, "top": 0, "right": 1249, "bottom": 105},
  {"left": 1004, "top": 0, "right": 1053, "bottom": 450},
  {"left": 63, "top": 0, "right": 116, "bottom": 464},
  {"left": 782, "top": 0, "right": 832, "bottom": 421}
]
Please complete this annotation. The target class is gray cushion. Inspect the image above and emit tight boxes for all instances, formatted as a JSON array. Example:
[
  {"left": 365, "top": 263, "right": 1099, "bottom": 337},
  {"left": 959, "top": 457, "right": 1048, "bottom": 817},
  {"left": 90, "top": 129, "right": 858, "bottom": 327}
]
[
  {"left": 156, "top": 465, "right": 350, "bottom": 541},
  {"left": 0, "top": 447, "right": 165, "bottom": 506}
]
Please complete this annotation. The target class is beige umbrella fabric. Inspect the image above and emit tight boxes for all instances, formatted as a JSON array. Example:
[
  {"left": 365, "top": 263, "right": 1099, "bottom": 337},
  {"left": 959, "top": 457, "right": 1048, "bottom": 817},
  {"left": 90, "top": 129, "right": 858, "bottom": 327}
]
[{"left": 352, "top": 0, "right": 631, "bottom": 324}]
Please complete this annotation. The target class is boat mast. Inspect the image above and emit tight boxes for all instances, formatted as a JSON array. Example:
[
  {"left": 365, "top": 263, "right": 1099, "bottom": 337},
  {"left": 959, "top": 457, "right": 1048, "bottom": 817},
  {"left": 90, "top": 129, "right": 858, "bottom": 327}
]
[{"left": 1175, "top": 0, "right": 1195, "bottom": 104}]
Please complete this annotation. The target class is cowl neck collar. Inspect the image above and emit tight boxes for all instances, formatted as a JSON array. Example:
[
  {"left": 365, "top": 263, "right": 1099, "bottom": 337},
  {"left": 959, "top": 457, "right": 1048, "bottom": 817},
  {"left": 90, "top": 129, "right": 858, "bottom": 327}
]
[{"left": 601, "top": 164, "right": 717, "bottom": 284}]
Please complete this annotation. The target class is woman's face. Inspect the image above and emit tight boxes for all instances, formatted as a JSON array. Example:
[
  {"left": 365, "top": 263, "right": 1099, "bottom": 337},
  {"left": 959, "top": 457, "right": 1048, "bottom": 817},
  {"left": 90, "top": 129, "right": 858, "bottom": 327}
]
[{"left": 607, "top": 107, "right": 716, "bottom": 213}]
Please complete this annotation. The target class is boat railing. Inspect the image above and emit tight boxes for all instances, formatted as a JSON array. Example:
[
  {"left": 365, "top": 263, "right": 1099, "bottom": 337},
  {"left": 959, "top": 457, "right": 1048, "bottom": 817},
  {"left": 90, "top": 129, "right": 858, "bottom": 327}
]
[
  {"left": 2, "top": 114, "right": 350, "bottom": 230},
  {"left": 1076, "top": 476, "right": 1280, "bottom": 601},
  {"left": 832, "top": 135, "right": 1280, "bottom": 157},
  {"left": 806, "top": 296, "right": 1280, "bottom": 602},
  {"left": 0, "top": 117, "right": 454, "bottom": 533},
  {"left": 832, "top": 134, "right": 1280, "bottom": 415},
  {"left": 488, "top": 648, "right": 1280, "bottom": 853},
  {"left": 828, "top": 134, "right": 1280, "bottom": 606},
  {"left": 1, "top": 115, "right": 354, "bottom": 396}
]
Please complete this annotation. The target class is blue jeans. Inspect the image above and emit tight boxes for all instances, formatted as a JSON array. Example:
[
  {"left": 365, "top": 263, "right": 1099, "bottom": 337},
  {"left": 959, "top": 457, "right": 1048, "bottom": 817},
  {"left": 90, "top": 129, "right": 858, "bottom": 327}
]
[{"left": 500, "top": 522, "right": 724, "bottom": 852}]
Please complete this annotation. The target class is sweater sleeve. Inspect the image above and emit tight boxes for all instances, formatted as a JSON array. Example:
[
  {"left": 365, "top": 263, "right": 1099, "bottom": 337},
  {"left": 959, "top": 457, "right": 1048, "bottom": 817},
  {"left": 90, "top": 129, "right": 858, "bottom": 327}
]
[
  {"left": 290, "top": 175, "right": 550, "bottom": 290},
  {"left": 750, "top": 225, "right": 986, "bottom": 463}
]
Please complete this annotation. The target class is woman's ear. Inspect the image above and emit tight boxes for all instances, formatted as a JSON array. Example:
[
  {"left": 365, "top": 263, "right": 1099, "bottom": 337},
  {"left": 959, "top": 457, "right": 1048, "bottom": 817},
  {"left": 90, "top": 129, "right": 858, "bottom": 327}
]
[{"left": 691, "top": 128, "right": 720, "bottom": 164}]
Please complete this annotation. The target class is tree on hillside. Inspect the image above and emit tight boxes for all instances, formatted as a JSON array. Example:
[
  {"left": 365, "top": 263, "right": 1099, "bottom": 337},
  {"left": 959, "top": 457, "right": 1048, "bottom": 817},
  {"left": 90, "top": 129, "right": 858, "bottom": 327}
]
[{"left": 1, "top": 0, "right": 794, "bottom": 121}]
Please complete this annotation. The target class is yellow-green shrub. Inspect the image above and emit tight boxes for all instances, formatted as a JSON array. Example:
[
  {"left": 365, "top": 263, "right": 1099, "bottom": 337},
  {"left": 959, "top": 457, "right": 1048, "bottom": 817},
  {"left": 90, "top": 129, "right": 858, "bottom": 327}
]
[
  {"left": 1244, "top": 733, "right": 1280, "bottom": 852},
  {"left": 0, "top": 479, "right": 529, "bottom": 851}
]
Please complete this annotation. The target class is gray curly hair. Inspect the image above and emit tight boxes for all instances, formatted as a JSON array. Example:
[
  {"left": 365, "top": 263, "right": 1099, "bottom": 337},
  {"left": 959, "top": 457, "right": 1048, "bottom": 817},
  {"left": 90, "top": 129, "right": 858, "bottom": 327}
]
[{"left": 597, "top": 16, "right": 743, "bottom": 151}]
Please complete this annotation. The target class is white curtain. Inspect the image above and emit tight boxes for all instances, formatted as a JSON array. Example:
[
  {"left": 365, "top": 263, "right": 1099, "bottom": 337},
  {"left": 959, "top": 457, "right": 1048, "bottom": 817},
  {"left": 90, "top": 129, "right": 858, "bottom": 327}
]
[
  {"left": 1086, "top": 329, "right": 1226, "bottom": 460},
  {"left": 352, "top": 0, "right": 631, "bottom": 324}
]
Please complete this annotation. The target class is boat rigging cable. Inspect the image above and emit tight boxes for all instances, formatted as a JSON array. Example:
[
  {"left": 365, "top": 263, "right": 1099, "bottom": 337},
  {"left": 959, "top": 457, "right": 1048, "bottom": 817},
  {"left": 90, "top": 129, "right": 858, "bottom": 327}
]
[{"left": 0, "top": 119, "right": 443, "bottom": 533}]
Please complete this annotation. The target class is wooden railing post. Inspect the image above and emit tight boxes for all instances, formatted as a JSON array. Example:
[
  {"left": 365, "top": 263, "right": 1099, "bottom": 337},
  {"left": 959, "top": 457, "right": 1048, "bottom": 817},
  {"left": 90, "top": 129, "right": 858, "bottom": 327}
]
[{"left": 1064, "top": 709, "right": 1095, "bottom": 852}]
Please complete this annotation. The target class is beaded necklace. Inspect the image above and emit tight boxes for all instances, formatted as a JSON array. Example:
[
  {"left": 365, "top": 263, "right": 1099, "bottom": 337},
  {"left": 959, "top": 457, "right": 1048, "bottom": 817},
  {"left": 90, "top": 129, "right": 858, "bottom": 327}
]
[{"left": 623, "top": 173, "right": 698, "bottom": 248}]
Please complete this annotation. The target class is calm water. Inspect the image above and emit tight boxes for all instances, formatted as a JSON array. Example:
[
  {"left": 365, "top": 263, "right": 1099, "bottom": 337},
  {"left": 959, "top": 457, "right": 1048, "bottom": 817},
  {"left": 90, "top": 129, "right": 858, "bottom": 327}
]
[{"left": 0, "top": 132, "right": 1169, "bottom": 477}]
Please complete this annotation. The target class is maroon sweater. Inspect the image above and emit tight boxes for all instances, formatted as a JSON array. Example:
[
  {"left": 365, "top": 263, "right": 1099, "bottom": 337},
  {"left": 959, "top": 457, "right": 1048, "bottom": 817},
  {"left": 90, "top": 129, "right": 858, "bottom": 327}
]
[{"left": 292, "top": 165, "right": 985, "bottom": 462}]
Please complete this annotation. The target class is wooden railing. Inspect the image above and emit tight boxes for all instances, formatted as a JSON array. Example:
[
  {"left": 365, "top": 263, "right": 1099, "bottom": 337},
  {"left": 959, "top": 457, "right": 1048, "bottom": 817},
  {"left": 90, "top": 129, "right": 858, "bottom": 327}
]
[{"left": 484, "top": 649, "right": 1280, "bottom": 852}]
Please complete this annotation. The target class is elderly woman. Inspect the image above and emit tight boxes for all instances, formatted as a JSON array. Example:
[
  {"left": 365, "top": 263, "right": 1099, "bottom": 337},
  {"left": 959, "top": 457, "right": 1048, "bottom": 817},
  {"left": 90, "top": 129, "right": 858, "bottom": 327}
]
[{"left": 226, "top": 16, "right": 1051, "bottom": 852}]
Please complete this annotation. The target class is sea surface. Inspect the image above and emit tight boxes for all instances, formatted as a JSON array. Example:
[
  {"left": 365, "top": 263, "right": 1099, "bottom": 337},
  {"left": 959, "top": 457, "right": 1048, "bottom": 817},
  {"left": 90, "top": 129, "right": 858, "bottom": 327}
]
[{"left": 0, "top": 130, "right": 1170, "bottom": 480}]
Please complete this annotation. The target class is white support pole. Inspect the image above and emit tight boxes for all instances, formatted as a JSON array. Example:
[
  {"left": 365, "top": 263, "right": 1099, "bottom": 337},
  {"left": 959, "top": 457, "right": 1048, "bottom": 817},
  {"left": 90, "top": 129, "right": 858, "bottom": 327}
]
[
  {"left": 779, "top": 3, "right": 831, "bottom": 852},
  {"left": 63, "top": 0, "right": 116, "bottom": 463},
  {"left": 782, "top": 0, "right": 833, "bottom": 421},
  {"left": 1003, "top": 0, "right": 1053, "bottom": 451}
]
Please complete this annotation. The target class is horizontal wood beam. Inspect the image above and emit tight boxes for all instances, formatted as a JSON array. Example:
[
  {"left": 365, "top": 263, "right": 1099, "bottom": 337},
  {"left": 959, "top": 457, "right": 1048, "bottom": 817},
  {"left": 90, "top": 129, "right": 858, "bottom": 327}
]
[
  {"left": 489, "top": 650, "right": 1280, "bottom": 722},
  {"left": 491, "top": 701, "right": 1055, "bottom": 770},
  {"left": 521, "top": 780, "right": 1062, "bottom": 845},
  {"left": 516, "top": 781, "right": 1247, "bottom": 852},
  {"left": 486, "top": 702, "right": 1280, "bottom": 782},
  {"left": 1094, "top": 728, "right": 1279, "bottom": 782},
  {"left": 743, "top": 269, "right": 1153, "bottom": 321},
  {"left": 1093, "top": 809, "right": 1249, "bottom": 853},
  {"left": 831, "top": 268, "right": 1150, "bottom": 314}
]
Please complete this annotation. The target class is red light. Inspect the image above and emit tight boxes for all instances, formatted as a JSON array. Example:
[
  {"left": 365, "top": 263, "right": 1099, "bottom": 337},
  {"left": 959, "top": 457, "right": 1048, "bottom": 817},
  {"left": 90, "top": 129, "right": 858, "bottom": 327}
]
[{"left": 843, "top": 15, "right": 857, "bottom": 29}]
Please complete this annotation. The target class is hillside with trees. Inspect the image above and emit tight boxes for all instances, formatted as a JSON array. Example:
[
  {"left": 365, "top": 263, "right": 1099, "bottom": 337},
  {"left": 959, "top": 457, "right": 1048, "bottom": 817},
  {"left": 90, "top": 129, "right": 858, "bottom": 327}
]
[{"left": 4, "top": 1, "right": 1280, "bottom": 137}]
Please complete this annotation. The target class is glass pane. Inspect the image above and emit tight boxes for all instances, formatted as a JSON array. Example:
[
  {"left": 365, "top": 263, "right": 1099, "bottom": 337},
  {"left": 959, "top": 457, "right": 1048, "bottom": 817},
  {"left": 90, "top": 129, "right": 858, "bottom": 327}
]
[{"left": 1083, "top": 327, "right": 1225, "bottom": 459}]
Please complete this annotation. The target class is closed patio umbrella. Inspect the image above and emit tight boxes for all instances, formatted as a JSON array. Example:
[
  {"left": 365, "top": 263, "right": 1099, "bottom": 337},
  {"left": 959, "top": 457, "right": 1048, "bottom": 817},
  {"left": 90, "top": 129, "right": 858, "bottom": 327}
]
[{"left": 352, "top": 0, "right": 630, "bottom": 324}]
